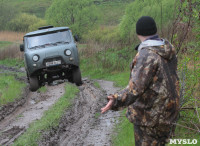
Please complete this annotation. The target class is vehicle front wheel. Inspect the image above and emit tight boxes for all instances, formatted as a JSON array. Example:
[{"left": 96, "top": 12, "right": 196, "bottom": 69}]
[
  {"left": 72, "top": 67, "right": 82, "bottom": 86},
  {"left": 29, "top": 76, "right": 39, "bottom": 92}
]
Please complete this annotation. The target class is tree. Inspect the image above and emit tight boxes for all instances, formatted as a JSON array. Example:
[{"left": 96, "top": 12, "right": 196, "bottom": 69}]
[
  {"left": 119, "top": 0, "right": 176, "bottom": 42},
  {"left": 0, "top": 1, "right": 19, "bottom": 30},
  {"left": 28, "top": 19, "right": 47, "bottom": 31},
  {"left": 45, "top": 0, "right": 99, "bottom": 37},
  {"left": 8, "top": 13, "right": 43, "bottom": 32}
]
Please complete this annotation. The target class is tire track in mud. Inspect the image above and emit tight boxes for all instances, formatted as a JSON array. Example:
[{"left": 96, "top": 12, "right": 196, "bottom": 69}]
[
  {"left": 0, "top": 79, "right": 122, "bottom": 146},
  {"left": 39, "top": 79, "right": 121, "bottom": 146},
  {"left": 0, "top": 82, "right": 65, "bottom": 145}
]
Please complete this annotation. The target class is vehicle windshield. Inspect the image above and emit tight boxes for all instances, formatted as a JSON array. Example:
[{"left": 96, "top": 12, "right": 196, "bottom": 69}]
[{"left": 27, "top": 30, "right": 71, "bottom": 49}]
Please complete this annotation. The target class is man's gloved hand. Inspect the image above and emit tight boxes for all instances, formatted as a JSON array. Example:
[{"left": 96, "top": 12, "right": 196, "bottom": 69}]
[{"left": 101, "top": 95, "right": 114, "bottom": 114}]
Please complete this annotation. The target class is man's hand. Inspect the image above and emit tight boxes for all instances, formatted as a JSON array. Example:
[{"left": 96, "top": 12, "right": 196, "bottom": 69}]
[{"left": 101, "top": 96, "right": 114, "bottom": 114}]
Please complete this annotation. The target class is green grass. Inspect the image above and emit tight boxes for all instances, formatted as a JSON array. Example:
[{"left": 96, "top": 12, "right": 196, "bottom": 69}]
[
  {"left": 81, "top": 59, "right": 130, "bottom": 88},
  {"left": 14, "top": 83, "right": 79, "bottom": 146},
  {"left": 0, "top": 58, "right": 24, "bottom": 68},
  {"left": 4, "top": 0, "right": 53, "bottom": 18},
  {"left": 93, "top": 81, "right": 101, "bottom": 89},
  {"left": 0, "top": 41, "right": 12, "bottom": 50},
  {"left": 0, "top": 75, "right": 26, "bottom": 106},
  {"left": 97, "top": 1, "right": 129, "bottom": 26},
  {"left": 112, "top": 111, "right": 135, "bottom": 146},
  {"left": 95, "top": 112, "right": 101, "bottom": 119},
  {"left": 38, "top": 86, "right": 47, "bottom": 93}
]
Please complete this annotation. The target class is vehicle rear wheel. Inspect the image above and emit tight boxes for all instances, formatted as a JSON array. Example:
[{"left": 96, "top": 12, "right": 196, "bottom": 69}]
[
  {"left": 72, "top": 67, "right": 82, "bottom": 86},
  {"left": 29, "top": 76, "right": 39, "bottom": 92}
]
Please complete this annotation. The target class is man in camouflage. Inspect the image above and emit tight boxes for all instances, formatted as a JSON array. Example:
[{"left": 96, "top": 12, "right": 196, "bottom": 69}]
[{"left": 101, "top": 16, "right": 180, "bottom": 146}]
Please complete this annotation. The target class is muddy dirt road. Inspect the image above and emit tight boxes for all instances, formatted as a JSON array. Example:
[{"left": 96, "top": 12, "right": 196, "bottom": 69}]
[
  {"left": 40, "top": 79, "right": 121, "bottom": 146},
  {"left": 0, "top": 81, "right": 65, "bottom": 145},
  {"left": 0, "top": 79, "right": 122, "bottom": 146}
]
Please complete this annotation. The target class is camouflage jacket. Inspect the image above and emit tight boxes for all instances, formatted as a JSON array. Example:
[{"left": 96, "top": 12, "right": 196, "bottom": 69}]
[{"left": 111, "top": 39, "right": 180, "bottom": 127}]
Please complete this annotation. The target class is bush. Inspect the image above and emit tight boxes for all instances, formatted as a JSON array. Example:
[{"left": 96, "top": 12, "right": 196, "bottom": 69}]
[
  {"left": 28, "top": 19, "right": 47, "bottom": 31},
  {"left": 0, "top": 1, "right": 19, "bottom": 31},
  {"left": 8, "top": 13, "right": 44, "bottom": 32},
  {"left": 45, "top": 0, "right": 100, "bottom": 37},
  {"left": 119, "top": 0, "right": 176, "bottom": 42},
  {"left": 83, "top": 26, "right": 120, "bottom": 43}
]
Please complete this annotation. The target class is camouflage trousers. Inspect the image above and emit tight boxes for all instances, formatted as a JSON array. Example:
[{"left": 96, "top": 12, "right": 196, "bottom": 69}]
[{"left": 134, "top": 124, "right": 175, "bottom": 146}]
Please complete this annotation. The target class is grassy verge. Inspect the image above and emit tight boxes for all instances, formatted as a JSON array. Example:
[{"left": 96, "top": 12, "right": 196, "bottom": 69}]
[
  {"left": 112, "top": 111, "right": 135, "bottom": 146},
  {"left": 38, "top": 86, "right": 47, "bottom": 93},
  {"left": 102, "top": 73, "right": 135, "bottom": 146},
  {"left": 14, "top": 83, "right": 79, "bottom": 146},
  {"left": 0, "top": 41, "right": 12, "bottom": 50},
  {"left": 0, "top": 75, "right": 26, "bottom": 106},
  {"left": 0, "top": 58, "right": 24, "bottom": 68}
]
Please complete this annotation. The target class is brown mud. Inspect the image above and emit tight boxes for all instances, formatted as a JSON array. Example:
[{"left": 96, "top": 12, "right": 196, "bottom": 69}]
[
  {"left": 0, "top": 78, "right": 122, "bottom": 146},
  {"left": 0, "top": 82, "right": 65, "bottom": 145},
  {"left": 39, "top": 79, "right": 121, "bottom": 146}
]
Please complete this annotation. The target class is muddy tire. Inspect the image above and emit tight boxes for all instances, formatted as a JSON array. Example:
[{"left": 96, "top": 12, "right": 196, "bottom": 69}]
[
  {"left": 68, "top": 77, "right": 74, "bottom": 83},
  {"left": 29, "top": 76, "right": 39, "bottom": 92},
  {"left": 72, "top": 67, "right": 82, "bottom": 86}
]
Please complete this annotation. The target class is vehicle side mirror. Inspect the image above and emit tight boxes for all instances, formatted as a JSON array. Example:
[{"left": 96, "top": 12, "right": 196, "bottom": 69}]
[
  {"left": 74, "top": 35, "right": 79, "bottom": 42},
  {"left": 20, "top": 44, "right": 24, "bottom": 52}
]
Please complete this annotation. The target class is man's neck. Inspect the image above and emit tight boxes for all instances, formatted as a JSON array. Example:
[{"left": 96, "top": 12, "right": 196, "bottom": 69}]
[{"left": 138, "top": 34, "right": 158, "bottom": 42}]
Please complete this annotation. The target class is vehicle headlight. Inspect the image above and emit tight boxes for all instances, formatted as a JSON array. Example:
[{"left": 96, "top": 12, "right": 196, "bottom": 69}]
[
  {"left": 65, "top": 50, "right": 72, "bottom": 56},
  {"left": 32, "top": 55, "right": 39, "bottom": 62}
]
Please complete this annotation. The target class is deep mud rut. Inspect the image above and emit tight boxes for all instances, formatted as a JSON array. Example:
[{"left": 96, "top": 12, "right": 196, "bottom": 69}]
[
  {"left": 0, "top": 78, "right": 122, "bottom": 146},
  {"left": 0, "top": 82, "right": 65, "bottom": 145},
  {"left": 40, "top": 79, "right": 121, "bottom": 146}
]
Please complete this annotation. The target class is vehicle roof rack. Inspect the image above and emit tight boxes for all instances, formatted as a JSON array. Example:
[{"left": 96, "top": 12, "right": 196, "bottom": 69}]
[{"left": 38, "top": 26, "right": 54, "bottom": 30}]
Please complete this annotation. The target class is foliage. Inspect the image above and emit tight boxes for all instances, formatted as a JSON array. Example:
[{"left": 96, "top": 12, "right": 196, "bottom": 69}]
[
  {"left": 38, "top": 86, "right": 47, "bottom": 93},
  {"left": 0, "top": 58, "right": 24, "bottom": 68},
  {"left": 14, "top": 83, "right": 79, "bottom": 146},
  {"left": 1, "top": 0, "right": 53, "bottom": 18},
  {"left": 80, "top": 46, "right": 136, "bottom": 80},
  {"left": 0, "top": 41, "right": 12, "bottom": 50},
  {"left": 96, "top": 1, "right": 129, "bottom": 26},
  {"left": 0, "top": 75, "right": 25, "bottom": 106},
  {"left": 0, "top": 0, "right": 50, "bottom": 31},
  {"left": 28, "top": 19, "right": 47, "bottom": 31},
  {"left": 119, "top": 0, "right": 176, "bottom": 42},
  {"left": 112, "top": 111, "right": 134, "bottom": 146},
  {"left": 46, "top": 0, "right": 100, "bottom": 37},
  {"left": 8, "top": 13, "right": 44, "bottom": 32},
  {"left": 83, "top": 26, "right": 120, "bottom": 44},
  {"left": 0, "top": 1, "right": 19, "bottom": 30},
  {"left": 170, "top": 0, "right": 200, "bottom": 54},
  {"left": 179, "top": 50, "right": 200, "bottom": 105}
]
